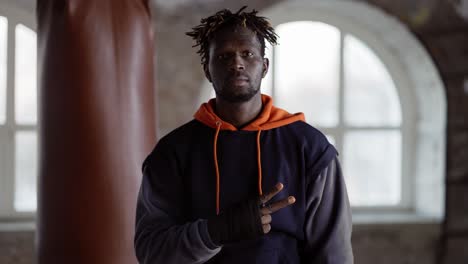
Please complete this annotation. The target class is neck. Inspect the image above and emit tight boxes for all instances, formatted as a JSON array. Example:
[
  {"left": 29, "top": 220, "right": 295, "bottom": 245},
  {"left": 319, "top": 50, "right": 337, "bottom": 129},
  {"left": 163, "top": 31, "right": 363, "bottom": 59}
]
[{"left": 215, "top": 93, "right": 263, "bottom": 128}]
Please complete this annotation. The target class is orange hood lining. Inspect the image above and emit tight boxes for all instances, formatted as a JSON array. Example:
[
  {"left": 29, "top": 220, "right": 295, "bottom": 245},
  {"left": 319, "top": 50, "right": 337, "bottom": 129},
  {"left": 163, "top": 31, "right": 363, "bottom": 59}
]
[{"left": 194, "top": 94, "right": 305, "bottom": 131}]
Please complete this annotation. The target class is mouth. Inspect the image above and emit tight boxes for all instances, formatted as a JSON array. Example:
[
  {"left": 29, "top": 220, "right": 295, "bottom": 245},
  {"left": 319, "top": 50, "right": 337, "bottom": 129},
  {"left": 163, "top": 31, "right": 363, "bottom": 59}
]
[
  {"left": 227, "top": 76, "right": 249, "bottom": 86},
  {"left": 232, "top": 78, "right": 248, "bottom": 85}
]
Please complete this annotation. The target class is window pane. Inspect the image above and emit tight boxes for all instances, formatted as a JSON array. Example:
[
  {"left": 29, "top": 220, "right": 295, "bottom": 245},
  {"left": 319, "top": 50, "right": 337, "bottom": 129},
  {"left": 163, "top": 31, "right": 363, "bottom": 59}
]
[
  {"left": 275, "top": 22, "right": 340, "bottom": 127},
  {"left": 0, "top": 17, "right": 7, "bottom": 124},
  {"left": 261, "top": 42, "right": 273, "bottom": 96},
  {"left": 344, "top": 34, "right": 401, "bottom": 126},
  {"left": 343, "top": 130, "right": 401, "bottom": 206},
  {"left": 15, "top": 24, "right": 37, "bottom": 125},
  {"left": 15, "top": 131, "right": 37, "bottom": 211}
]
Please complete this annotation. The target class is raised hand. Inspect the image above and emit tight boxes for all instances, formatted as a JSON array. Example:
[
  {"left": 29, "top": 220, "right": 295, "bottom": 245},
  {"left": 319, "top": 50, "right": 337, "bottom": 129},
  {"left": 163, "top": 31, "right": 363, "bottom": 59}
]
[
  {"left": 258, "top": 183, "right": 296, "bottom": 234},
  {"left": 207, "top": 182, "right": 296, "bottom": 245}
]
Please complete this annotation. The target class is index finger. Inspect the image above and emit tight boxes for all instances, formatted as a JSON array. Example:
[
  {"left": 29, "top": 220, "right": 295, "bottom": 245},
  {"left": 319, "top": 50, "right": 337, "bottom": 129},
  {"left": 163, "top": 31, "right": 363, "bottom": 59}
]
[
  {"left": 259, "top": 182, "right": 284, "bottom": 205},
  {"left": 260, "top": 196, "right": 296, "bottom": 215}
]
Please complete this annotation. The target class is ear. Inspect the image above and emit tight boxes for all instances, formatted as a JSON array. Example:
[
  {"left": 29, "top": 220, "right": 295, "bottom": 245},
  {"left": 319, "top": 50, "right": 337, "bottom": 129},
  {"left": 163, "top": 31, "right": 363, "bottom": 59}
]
[
  {"left": 204, "top": 64, "right": 212, "bottom": 82},
  {"left": 262, "top": 58, "right": 269, "bottom": 78}
]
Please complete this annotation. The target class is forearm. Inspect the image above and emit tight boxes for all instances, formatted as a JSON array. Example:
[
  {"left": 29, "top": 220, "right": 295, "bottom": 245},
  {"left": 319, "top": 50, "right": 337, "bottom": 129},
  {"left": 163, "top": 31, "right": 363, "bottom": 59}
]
[
  {"left": 303, "top": 156, "right": 353, "bottom": 264},
  {"left": 134, "top": 162, "right": 221, "bottom": 264},
  {"left": 135, "top": 208, "right": 220, "bottom": 264}
]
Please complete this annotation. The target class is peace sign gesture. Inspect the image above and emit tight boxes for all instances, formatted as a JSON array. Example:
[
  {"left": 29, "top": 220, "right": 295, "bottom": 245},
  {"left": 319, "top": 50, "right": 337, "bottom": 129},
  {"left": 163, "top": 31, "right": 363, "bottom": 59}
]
[
  {"left": 258, "top": 183, "right": 296, "bottom": 234},
  {"left": 207, "top": 182, "right": 296, "bottom": 245}
]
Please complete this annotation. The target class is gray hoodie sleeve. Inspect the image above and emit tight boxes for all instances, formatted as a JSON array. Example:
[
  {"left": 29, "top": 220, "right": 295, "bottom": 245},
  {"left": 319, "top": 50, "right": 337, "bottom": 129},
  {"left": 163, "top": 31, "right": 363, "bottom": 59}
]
[
  {"left": 134, "top": 147, "right": 221, "bottom": 264},
  {"left": 302, "top": 156, "right": 354, "bottom": 264}
]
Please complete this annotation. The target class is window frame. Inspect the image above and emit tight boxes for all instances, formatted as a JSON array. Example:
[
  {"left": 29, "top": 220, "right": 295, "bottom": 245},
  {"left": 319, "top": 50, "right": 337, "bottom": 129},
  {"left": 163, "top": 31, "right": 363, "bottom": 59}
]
[
  {"left": 269, "top": 23, "right": 414, "bottom": 211},
  {"left": 0, "top": 4, "right": 37, "bottom": 220},
  {"left": 199, "top": 0, "right": 446, "bottom": 222},
  {"left": 259, "top": 0, "right": 445, "bottom": 220}
]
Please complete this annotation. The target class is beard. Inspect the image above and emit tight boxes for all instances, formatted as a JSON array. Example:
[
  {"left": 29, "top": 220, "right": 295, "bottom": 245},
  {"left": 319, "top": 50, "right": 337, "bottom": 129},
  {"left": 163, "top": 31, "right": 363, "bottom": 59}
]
[{"left": 214, "top": 81, "right": 260, "bottom": 103}]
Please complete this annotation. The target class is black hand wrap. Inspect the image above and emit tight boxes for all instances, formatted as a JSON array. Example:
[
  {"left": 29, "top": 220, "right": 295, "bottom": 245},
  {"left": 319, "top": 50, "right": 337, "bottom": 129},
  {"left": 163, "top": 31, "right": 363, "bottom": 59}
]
[{"left": 207, "top": 199, "right": 264, "bottom": 245}]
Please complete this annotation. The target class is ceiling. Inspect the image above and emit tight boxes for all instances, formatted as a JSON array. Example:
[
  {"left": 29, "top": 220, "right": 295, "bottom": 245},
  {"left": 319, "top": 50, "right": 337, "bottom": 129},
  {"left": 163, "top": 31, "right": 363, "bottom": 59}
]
[
  {"left": 3, "top": 0, "right": 217, "bottom": 12},
  {"left": 3, "top": 0, "right": 468, "bottom": 20}
]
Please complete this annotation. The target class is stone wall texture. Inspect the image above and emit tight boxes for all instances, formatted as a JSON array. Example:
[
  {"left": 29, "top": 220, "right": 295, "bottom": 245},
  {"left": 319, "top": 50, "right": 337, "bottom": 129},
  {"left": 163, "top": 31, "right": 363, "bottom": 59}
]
[{"left": 0, "top": 231, "right": 34, "bottom": 264}]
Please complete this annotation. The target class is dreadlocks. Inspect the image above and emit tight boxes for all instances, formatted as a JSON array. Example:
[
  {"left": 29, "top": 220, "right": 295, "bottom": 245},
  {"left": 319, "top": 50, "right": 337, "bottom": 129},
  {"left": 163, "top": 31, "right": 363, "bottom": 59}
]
[{"left": 186, "top": 6, "right": 278, "bottom": 66}]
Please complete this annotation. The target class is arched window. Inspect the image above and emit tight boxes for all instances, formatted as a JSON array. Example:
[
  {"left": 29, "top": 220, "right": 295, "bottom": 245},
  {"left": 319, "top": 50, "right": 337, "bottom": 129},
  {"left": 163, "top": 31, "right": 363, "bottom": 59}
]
[
  {"left": 271, "top": 21, "right": 403, "bottom": 207},
  {"left": 0, "top": 5, "right": 37, "bottom": 218},
  {"left": 203, "top": 0, "right": 446, "bottom": 221}
]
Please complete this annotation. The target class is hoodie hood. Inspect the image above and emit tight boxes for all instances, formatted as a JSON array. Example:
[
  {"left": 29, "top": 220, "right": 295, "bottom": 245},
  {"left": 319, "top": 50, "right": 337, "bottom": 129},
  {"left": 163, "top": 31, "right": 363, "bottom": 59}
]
[{"left": 194, "top": 94, "right": 305, "bottom": 131}]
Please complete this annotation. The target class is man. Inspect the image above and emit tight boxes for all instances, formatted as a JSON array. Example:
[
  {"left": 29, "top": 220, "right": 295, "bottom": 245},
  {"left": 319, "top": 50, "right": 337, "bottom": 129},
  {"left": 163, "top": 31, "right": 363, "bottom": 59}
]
[{"left": 134, "top": 6, "right": 353, "bottom": 264}]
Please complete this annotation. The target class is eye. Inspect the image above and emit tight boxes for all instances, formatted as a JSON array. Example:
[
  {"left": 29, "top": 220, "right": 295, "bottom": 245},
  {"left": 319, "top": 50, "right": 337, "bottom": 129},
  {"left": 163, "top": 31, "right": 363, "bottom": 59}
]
[
  {"left": 217, "top": 54, "right": 229, "bottom": 60},
  {"left": 244, "top": 51, "right": 254, "bottom": 57}
]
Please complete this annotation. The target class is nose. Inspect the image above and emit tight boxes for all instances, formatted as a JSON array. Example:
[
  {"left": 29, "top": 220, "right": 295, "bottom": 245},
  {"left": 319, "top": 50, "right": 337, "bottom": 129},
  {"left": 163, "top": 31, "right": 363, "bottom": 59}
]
[{"left": 229, "top": 54, "right": 245, "bottom": 71}]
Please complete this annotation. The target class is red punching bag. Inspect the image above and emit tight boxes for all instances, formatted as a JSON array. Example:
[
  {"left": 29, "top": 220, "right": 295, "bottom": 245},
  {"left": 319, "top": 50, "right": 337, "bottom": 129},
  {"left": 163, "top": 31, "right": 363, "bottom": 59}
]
[{"left": 36, "top": 0, "right": 156, "bottom": 263}]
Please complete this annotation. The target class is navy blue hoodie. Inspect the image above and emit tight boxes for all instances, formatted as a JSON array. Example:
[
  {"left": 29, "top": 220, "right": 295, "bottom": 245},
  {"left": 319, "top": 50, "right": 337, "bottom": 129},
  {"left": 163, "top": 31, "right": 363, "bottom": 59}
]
[{"left": 135, "top": 95, "right": 353, "bottom": 263}]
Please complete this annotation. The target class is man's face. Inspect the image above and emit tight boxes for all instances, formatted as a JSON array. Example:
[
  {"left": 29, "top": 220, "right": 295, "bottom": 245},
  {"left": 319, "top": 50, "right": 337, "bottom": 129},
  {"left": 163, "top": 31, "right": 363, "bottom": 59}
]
[{"left": 205, "top": 25, "right": 269, "bottom": 103}]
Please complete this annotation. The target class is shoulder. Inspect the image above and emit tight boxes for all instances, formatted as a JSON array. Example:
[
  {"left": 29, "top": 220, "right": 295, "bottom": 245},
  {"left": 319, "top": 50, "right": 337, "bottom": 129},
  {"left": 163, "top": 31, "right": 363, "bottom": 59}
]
[
  {"left": 282, "top": 120, "right": 331, "bottom": 148},
  {"left": 142, "top": 119, "right": 205, "bottom": 170},
  {"left": 283, "top": 121, "right": 337, "bottom": 174},
  {"left": 158, "top": 119, "right": 205, "bottom": 146}
]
